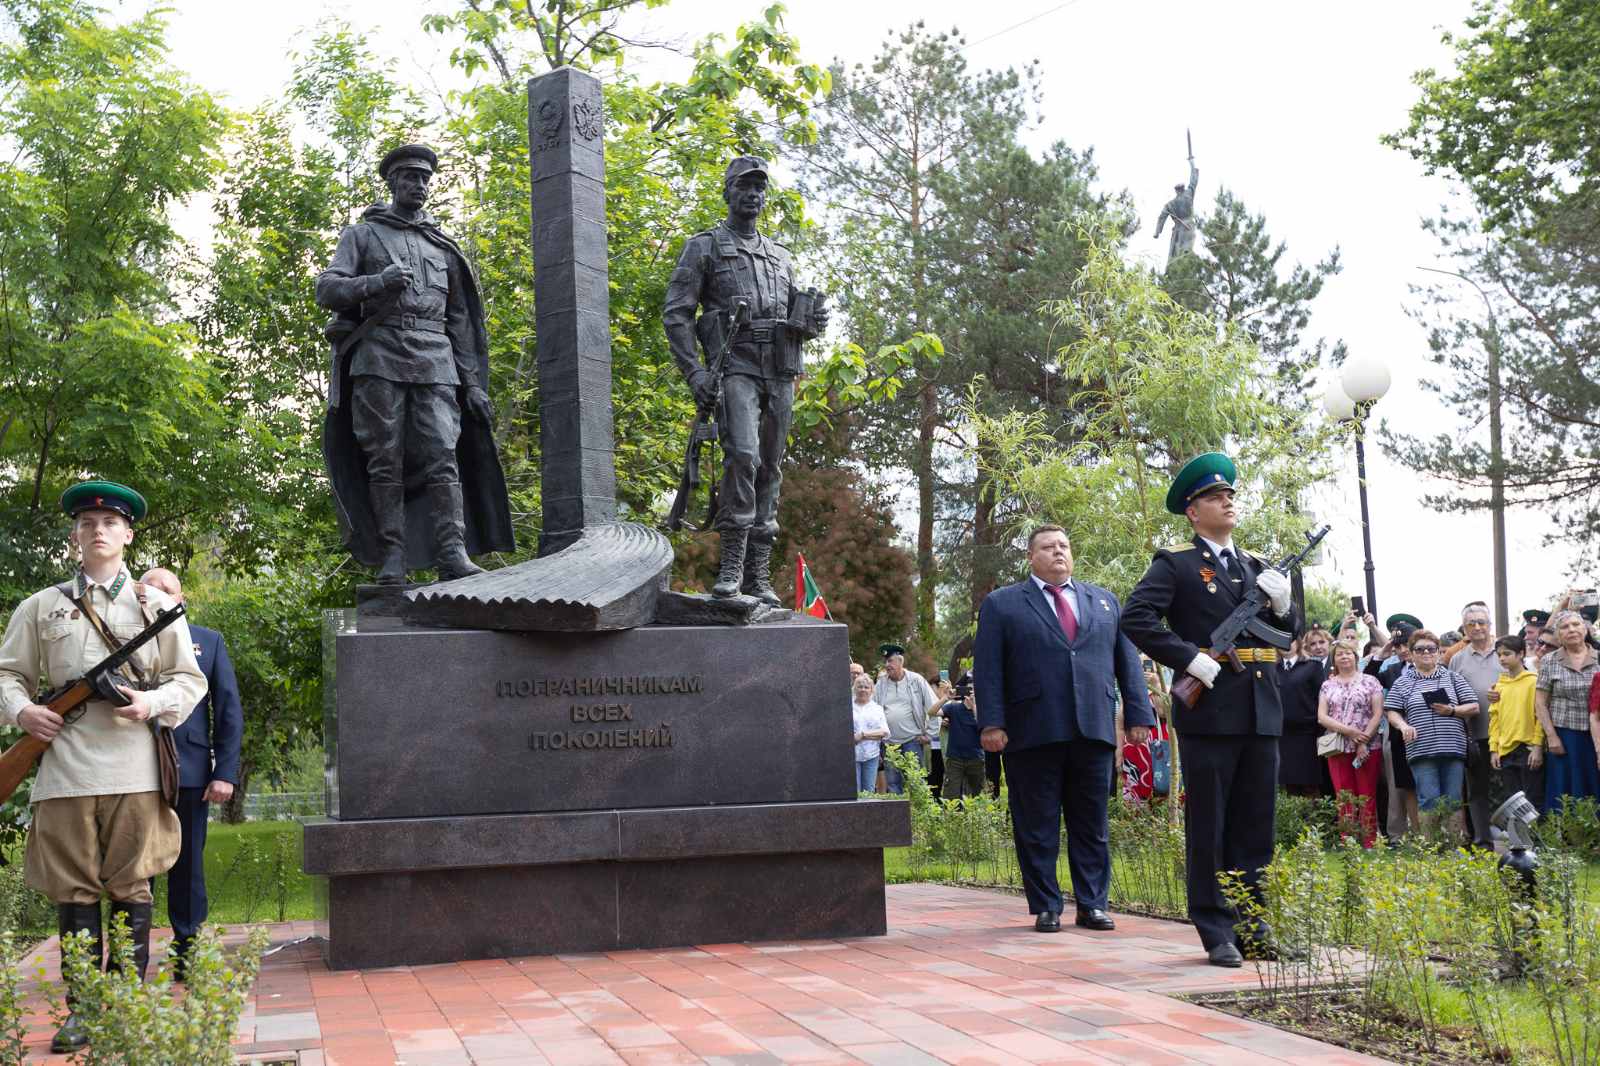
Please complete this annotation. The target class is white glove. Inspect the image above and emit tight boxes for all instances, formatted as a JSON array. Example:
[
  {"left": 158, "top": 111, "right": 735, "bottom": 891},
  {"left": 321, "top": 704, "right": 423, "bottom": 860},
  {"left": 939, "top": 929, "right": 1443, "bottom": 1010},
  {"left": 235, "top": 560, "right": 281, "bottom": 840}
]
[
  {"left": 1256, "top": 568, "right": 1292, "bottom": 615},
  {"left": 1185, "top": 652, "right": 1221, "bottom": 689}
]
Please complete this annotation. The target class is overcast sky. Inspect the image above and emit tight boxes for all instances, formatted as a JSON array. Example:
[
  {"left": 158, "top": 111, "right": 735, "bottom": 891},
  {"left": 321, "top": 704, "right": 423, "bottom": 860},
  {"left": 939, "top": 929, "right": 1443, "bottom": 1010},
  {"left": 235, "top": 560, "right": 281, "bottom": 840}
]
[{"left": 156, "top": 0, "right": 1579, "bottom": 632}]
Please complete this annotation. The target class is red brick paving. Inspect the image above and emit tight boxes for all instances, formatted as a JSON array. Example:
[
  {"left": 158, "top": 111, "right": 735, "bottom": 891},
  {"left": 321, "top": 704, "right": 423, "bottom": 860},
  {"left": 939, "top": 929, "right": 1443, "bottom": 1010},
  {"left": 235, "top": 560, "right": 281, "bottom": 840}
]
[{"left": 14, "top": 883, "right": 1398, "bottom": 1064}]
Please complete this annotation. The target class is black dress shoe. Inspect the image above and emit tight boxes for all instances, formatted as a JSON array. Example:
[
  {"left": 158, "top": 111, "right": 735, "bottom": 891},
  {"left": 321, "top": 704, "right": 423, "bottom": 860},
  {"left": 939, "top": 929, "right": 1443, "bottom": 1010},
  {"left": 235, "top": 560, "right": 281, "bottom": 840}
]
[
  {"left": 1074, "top": 908, "right": 1115, "bottom": 931},
  {"left": 1242, "top": 938, "right": 1308, "bottom": 962},
  {"left": 1034, "top": 911, "right": 1062, "bottom": 932},
  {"left": 1207, "top": 943, "right": 1244, "bottom": 968}
]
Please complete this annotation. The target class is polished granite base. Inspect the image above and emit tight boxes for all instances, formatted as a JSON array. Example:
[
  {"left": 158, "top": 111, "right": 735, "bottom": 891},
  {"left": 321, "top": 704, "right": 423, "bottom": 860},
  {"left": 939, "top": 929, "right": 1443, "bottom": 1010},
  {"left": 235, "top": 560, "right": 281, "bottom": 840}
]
[{"left": 310, "top": 613, "right": 909, "bottom": 969}]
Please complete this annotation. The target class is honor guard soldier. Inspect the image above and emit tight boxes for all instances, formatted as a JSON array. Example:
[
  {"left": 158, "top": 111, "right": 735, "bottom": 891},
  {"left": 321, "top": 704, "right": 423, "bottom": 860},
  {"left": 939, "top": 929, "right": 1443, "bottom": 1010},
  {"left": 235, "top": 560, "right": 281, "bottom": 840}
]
[
  {"left": 1120, "top": 453, "right": 1300, "bottom": 968},
  {"left": 317, "top": 143, "right": 513, "bottom": 585},
  {"left": 0, "top": 481, "right": 205, "bottom": 1052},
  {"left": 662, "top": 155, "right": 828, "bottom": 603}
]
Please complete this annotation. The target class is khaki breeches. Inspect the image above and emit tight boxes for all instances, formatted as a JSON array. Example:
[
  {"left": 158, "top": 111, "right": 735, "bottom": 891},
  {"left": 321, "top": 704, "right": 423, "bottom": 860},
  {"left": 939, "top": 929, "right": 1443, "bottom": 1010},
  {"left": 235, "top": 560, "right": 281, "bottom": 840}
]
[{"left": 24, "top": 792, "right": 180, "bottom": 904}]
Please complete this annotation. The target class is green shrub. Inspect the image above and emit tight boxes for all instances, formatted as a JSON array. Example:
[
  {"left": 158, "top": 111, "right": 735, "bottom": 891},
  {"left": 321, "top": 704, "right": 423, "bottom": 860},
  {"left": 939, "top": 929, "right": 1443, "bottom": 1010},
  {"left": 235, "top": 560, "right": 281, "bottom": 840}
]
[
  {"left": 55, "top": 916, "right": 269, "bottom": 1066},
  {"left": 0, "top": 930, "right": 28, "bottom": 1065}
]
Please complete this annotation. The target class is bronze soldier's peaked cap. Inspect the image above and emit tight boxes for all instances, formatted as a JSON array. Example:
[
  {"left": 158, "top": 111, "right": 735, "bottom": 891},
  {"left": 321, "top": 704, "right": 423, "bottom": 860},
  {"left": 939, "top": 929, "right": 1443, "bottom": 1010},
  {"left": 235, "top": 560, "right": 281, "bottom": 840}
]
[{"left": 378, "top": 143, "right": 438, "bottom": 180}]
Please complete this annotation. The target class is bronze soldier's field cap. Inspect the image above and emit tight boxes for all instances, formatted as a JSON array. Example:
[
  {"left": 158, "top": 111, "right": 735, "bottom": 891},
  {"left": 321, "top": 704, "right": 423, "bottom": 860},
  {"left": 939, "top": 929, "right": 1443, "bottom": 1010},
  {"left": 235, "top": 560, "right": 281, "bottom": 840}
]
[
  {"left": 379, "top": 143, "right": 438, "bottom": 180},
  {"left": 724, "top": 156, "right": 770, "bottom": 189},
  {"left": 61, "top": 480, "right": 147, "bottom": 523}
]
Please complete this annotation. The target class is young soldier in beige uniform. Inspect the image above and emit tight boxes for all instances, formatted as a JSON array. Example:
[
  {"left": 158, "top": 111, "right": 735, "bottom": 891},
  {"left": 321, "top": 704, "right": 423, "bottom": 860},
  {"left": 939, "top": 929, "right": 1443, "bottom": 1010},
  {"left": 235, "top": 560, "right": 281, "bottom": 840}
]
[{"left": 0, "top": 480, "right": 205, "bottom": 1052}]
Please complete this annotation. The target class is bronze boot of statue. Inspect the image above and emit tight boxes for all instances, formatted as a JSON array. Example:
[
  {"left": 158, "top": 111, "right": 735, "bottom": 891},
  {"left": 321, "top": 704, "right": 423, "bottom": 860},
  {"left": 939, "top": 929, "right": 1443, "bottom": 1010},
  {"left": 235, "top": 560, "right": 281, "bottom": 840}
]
[
  {"left": 712, "top": 529, "right": 747, "bottom": 598},
  {"left": 741, "top": 537, "right": 782, "bottom": 607},
  {"left": 51, "top": 903, "right": 102, "bottom": 1053},
  {"left": 369, "top": 482, "right": 407, "bottom": 585},
  {"left": 431, "top": 482, "right": 485, "bottom": 580}
]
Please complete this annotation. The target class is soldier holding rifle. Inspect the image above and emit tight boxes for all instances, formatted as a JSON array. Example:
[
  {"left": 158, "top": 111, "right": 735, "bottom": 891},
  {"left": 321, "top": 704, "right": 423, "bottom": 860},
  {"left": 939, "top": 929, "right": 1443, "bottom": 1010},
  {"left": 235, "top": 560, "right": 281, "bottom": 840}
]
[
  {"left": 0, "top": 481, "right": 205, "bottom": 1052},
  {"left": 662, "top": 156, "right": 828, "bottom": 602},
  {"left": 1121, "top": 454, "right": 1303, "bottom": 968}
]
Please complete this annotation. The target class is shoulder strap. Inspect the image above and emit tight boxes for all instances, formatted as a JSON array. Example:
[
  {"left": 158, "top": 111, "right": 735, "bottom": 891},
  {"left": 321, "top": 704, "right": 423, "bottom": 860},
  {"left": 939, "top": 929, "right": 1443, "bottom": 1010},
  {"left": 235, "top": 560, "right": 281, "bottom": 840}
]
[{"left": 73, "top": 590, "right": 148, "bottom": 686}]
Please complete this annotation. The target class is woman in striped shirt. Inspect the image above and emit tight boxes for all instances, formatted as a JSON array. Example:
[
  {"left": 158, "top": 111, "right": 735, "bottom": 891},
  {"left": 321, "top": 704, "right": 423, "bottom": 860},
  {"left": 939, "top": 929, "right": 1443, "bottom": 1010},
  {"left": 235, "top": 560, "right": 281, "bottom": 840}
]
[{"left": 1384, "top": 629, "right": 1480, "bottom": 836}]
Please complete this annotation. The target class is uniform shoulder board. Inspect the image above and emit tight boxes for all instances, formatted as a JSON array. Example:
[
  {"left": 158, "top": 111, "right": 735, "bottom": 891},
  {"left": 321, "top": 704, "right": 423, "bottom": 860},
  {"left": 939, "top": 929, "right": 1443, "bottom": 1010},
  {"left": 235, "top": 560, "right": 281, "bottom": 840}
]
[{"left": 1163, "top": 542, "right": 1197, "bottom": 552}]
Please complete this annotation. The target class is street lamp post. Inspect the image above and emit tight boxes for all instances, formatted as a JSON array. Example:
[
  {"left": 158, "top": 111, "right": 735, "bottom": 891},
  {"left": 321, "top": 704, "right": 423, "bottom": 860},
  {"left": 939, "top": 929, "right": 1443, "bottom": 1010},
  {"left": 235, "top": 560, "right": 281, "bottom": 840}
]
[{"left": 1325, "top": 358, "right": 1392, "bottom": 623}]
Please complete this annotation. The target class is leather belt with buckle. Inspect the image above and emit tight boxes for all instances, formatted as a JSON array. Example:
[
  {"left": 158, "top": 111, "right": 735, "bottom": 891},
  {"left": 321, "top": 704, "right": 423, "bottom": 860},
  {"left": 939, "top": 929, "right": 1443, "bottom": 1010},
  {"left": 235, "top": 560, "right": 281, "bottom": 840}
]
[{"left": 386, "top": 313, "right": 447, "bottom": 333}]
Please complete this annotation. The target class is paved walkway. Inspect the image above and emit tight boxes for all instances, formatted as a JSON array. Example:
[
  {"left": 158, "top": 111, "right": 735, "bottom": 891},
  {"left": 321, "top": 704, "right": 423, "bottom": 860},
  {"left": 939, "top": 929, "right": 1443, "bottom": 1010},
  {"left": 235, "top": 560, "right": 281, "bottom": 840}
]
[{"left": 16, "top": 883, "right": 1395, "bottom": 1064}]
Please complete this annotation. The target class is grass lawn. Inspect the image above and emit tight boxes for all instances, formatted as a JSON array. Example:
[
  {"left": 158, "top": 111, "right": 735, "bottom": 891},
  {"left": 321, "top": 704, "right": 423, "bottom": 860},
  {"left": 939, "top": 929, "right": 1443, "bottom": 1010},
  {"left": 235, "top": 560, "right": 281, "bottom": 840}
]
[{"left": 3, "top": 820, "right": 319, "bottom": 940}]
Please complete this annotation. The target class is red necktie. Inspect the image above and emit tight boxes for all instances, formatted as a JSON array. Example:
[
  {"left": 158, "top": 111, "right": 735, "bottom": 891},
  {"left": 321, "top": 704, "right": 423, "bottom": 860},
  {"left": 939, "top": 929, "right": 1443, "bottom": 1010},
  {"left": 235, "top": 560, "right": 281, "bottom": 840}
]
[{"left": 1046, "top": 583, "right": 1078, "bottom": 642}]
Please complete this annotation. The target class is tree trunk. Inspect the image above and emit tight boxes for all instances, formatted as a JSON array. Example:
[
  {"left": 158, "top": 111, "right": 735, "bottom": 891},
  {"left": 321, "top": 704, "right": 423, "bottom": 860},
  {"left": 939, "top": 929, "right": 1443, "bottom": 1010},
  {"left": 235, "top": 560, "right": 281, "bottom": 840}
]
[
  {"left": 223, "top": 769, "right": 250, "bottom": 824},
  {"left": 970, "top": 451, "right": 1000, "bottom": 621},
  {"left": 915, "top": 378, "right": 937, "bottom": 649}
]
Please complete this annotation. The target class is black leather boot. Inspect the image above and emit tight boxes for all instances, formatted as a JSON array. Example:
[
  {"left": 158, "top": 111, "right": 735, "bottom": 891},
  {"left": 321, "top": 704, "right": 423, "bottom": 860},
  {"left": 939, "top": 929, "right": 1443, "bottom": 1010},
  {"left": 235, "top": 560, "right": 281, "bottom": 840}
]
[
  {"left": 430, "top": 482, "right": 485, "bottom": 580},
  {"left": 107, "top": 901, "right": 153, "bottom": 982},
  {"left": 741, "top": 538, "right": 782, "bottom": 607},
  {"left": 712, "top": 529, "right": 747, "bottom": 598},
  {"left": 51, "top": 902, "right": 102, "bottom": 1053},
  {"left": 369, "top": 481, "right": 407, "bottom": 585}
]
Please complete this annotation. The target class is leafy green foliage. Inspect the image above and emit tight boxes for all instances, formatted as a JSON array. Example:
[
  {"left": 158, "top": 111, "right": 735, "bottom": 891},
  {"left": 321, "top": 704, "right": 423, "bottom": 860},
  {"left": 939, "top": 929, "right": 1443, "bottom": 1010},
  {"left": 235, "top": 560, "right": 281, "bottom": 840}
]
[
  {"left": 1382, "top": 206, "right": 1600, "bottom": 559},
  {"left": 797, "top": 22, "right": 1040, "bottom": 649},
  {"left": 968, "top": 224, "right": 1332, "bottom": 598},
  {"left": 185, "top": 567, "right": 344, "bottom": 823},
  {"left": 1387, "top": 0, "right": 1600, "bottom": 235},
  {"left": 1163, "top": 188, "right": 1345, "bottom": 407},
  {"left": 55, "top": 917, "right": 269, "bottom": 1066},
  {"left": 672, "top": 460, "right": 916, "bottom": 666},
  {"left": 0, "top": 0, "right": 237, "bottom": 600}
]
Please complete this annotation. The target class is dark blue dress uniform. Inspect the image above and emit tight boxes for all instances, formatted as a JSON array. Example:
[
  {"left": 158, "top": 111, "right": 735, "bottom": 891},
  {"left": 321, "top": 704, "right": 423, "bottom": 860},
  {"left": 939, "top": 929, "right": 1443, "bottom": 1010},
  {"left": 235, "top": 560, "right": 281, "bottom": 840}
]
[
  {"left": 1122, "top": 537, "right": 1300, "bottom": 950},
  {"left": 165, "top": 623, "right": 242, "bottom": 960}
]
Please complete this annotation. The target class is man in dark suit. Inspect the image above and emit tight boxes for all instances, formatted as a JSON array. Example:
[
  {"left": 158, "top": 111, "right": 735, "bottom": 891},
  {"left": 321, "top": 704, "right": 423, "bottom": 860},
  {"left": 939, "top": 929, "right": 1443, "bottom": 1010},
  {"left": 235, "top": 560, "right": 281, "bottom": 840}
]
[
  {"left": 974, "top": 525, "right": 1155, "bottom": 933},
  {"left": 1120, "top": 453, "right": 1300, "bottom": 967},
  {"left": 140, "top": 569, "right": 243, "bottom": 978}
]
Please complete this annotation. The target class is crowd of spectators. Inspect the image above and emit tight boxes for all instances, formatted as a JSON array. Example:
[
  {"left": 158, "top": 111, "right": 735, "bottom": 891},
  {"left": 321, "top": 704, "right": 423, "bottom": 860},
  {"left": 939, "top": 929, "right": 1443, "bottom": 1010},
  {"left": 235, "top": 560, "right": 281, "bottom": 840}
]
[{"left": 848, "top": 590, "right": 1600, "bottom": 855}]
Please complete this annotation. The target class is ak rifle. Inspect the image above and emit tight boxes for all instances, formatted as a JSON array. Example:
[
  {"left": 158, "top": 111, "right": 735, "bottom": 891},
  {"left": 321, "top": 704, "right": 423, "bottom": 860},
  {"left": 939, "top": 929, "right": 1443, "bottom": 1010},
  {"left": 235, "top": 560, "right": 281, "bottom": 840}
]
[
  {"left": 1170, "top": 525, "right": 1331, "bottom": 711},
  {"left": 0, "top": 603, "right": 186, "bottom": 805},
  {"left": 666, "top": 300, "right": 749, "bottom": 532}
]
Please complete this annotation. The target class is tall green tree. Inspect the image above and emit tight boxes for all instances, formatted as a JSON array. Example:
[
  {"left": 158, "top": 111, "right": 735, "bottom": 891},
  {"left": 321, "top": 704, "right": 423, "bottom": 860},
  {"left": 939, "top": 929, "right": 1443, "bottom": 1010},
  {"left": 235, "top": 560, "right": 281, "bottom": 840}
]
[
  {"left": 198, "top": 26, "right": 429, "bottom": 579},
  {"left": 924, "top": 143, "right": 1122, "bottom": 624},
  {"left": 1163, "top": 189, "right": 1344, "bottom": 406},
  {"left": 0, "top": 0, "right": 235, "bottom": 603},
  {"left": 796, "top": 22, "right": 1038, "bottom": 652},
  {"left": 1387, "top": 0, "right": 1600, "bottom": 235},
  {"left": 1383, "top": 204, "right": 1600, "bottom": 562},
  {"left": 969, "top": 223, "right": 1331, "bottom": 595}
]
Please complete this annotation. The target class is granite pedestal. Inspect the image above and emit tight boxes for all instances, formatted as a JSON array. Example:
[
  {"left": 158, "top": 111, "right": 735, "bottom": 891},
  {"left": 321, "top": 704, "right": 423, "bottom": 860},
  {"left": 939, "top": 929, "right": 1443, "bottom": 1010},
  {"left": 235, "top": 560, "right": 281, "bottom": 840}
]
[{"left": 303, "top": 610, "right": 910, "bottom": 969}]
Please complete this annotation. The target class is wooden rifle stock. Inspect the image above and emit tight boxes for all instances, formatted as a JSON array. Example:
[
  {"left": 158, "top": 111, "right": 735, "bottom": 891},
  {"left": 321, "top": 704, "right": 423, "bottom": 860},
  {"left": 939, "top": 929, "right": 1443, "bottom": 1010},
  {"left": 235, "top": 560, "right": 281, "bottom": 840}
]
[
  {"left": 1169, "top": 649, "right": 1245, "bottom": 711},
  {"left": 0, "top": 679, "right": 97, "bottom": 806}
]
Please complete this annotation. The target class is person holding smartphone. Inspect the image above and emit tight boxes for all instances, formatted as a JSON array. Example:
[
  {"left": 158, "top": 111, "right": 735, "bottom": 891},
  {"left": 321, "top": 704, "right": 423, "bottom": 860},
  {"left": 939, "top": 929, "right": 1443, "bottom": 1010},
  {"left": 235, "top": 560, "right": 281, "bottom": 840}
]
[{"left": 1384, "top": 629, "right": 1479, "bottom": 838}]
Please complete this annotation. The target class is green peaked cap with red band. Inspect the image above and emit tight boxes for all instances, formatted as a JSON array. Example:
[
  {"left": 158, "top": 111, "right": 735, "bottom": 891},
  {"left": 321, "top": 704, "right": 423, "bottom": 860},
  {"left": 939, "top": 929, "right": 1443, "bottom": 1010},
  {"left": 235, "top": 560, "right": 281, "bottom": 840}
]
[
  {"left": 60, "top": 480, "right": 147, "bottom": 523},
  {"left": 1165, "top": 452, "right": 1237, "bottom": 515}
]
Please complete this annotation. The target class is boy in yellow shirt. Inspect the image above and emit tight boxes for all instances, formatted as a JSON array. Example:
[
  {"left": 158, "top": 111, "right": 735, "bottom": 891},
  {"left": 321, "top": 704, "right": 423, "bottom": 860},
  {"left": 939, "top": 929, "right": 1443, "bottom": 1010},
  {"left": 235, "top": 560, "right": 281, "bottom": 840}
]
[{"left": 1488, "top": 635, "right": 1544, "bottom": 812}]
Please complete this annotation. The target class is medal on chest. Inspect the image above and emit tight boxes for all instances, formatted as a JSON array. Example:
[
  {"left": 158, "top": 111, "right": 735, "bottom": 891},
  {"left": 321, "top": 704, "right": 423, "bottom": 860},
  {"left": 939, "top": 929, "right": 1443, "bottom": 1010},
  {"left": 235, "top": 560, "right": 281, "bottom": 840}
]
[{"left": 1198, "top": 566, "right": 1217, "bottom": 594}]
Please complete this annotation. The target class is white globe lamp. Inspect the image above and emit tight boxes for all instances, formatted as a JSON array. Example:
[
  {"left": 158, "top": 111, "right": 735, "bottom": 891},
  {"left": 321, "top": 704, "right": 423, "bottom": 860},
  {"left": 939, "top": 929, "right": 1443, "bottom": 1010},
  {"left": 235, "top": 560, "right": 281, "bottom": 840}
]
[
  {"left": 1342, "top": 357, "right": 1392, "bottom": 405},
  {"left": 1322, "top": 378, "right": 1357, "bottom": 421}
]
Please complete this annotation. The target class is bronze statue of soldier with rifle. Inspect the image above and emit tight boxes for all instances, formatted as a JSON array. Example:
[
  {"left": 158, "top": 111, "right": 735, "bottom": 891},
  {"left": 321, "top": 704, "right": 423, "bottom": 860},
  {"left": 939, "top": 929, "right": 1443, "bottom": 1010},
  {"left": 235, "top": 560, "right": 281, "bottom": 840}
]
[
  {"left": 662, "top": 156, "right": 828, "bottom": 603},
  {"left": 317, "top": 143, "right": 514, "bottom": 585}
]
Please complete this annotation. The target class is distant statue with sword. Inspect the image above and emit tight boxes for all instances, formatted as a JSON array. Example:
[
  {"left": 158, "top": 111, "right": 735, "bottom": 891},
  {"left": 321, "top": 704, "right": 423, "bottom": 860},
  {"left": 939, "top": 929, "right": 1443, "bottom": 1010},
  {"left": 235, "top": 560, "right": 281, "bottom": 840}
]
[{"left": 1154, "top": 130, "right": 1201, "bottom": 267}]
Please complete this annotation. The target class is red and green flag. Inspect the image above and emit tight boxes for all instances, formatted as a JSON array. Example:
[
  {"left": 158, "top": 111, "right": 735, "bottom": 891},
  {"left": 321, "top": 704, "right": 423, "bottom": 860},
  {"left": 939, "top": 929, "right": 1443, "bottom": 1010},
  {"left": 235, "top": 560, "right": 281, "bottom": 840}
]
[{"left": 795, "top": 552, "right": 831, "bottom": 619}]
